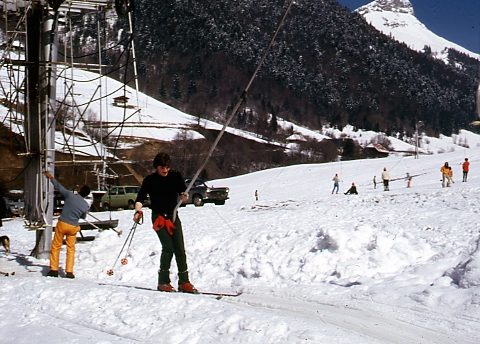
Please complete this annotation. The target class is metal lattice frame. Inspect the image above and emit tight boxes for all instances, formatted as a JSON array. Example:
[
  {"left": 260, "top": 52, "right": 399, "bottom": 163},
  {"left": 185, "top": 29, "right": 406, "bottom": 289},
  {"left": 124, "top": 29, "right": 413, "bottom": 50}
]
[{"left": 0, "top": 0, "right": 128, "bottom": 258}]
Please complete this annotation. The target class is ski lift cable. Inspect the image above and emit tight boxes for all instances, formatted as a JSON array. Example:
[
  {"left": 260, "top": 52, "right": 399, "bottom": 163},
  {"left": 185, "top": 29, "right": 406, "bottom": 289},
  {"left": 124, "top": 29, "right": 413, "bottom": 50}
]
[
  {"left": 173, "top": 0, "right": 297, "bottom": 222},
  {"left": 57, "top": 36, "right": 128, "bottom": 60},
  {"left": 209, "top": 205, "right": 236, "bottom": 234},
  {"left": 56, "top": 77, "right": 134, "bottom": 109},
  {"left": 0, "top": 1, "right": 32, "bottom": 70},
  {"left": 52, "top": 30, "right": 139, "bottom": 165},
  {"left": 259, "top": 165, "right": 286, "bottom": 195},
  {"left": 112, "top": 29, "right": 136, "bottom": 159},
  {"left": 477, "top": 39, "right": 480, "bottom": 119},
  {"left": 53, "top": 109, "right": 142, "bottom": 164},
  {"left": 0, "top": 156, "right": 34, "bottom": 184},
  {"left": 51, "top": 86, "right": 106, "bottom": 157},
  {"left": 104, "top": 24, "right": 139, "bottom": 160},
  {"left": 127, "top": 10, "right": 140, "bottom": 111},
  {"left": 56, "top": 61, "right": 131, "bottom": 84},
  {"left": 55, "top": 107, "right": 142, "bottom": 155},
  {"left": 49, "top": 84, "right": 101, "bottom": 134}
]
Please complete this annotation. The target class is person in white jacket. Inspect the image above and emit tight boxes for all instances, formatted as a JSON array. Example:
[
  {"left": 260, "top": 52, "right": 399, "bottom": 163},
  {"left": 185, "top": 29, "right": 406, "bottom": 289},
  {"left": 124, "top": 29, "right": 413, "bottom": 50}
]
[{"left": 381, "top": 167, "right": 390, "bottom": 191}]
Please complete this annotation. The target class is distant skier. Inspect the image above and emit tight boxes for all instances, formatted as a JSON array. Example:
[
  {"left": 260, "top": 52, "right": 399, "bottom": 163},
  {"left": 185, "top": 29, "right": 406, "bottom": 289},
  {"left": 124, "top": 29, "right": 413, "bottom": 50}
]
[
  {"left": 373, "top": 176, "right": 377, "bottom": 189},
  {"left": 405, "top": 172, "right": 412, "bottom": 188},
  {"left": 440, "top": 162, "right": 450, "bottom": 187},
  {"left": 344, "top": 182, "right": 358, "bottom": 195},
  {"left": 462, "top": 158, "right": 470, "bottom": 182},
  {"left": 255, "top": 190, "right": 258, "bottom": 201},
  {"left": 332, "top": 174, "right": 340, "bottom": 194},
  {"left": 381, "top": 167, "right": 390, "bottom": 191},
  {"left": 448, "top": 166, "right": 454, "bottom": 184}
]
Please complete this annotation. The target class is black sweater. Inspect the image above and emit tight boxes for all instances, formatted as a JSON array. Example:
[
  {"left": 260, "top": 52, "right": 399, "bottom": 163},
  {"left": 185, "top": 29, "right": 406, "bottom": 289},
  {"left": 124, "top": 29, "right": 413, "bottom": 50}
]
[{"left": 136, "top": 170, "right": 186, "bottom": 215}]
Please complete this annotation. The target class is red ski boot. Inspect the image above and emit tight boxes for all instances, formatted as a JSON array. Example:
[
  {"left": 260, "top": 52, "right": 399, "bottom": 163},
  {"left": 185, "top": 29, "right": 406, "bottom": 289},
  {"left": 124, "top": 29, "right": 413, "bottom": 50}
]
[
  {"left": 178, "top": 282, "right": 199, "bottom": 294},
  {"left": 157, "top": 284, "right": 176, "bottom": 292}
]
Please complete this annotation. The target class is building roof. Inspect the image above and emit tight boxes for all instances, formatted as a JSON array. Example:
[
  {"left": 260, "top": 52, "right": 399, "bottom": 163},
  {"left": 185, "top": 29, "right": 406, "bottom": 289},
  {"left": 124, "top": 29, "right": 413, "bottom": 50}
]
[
  {"left": 365, "top": 143, "right": 390, "bottom": 153},
  {"left": 286, "top": 133, "right": 307, "bottom": 142}
]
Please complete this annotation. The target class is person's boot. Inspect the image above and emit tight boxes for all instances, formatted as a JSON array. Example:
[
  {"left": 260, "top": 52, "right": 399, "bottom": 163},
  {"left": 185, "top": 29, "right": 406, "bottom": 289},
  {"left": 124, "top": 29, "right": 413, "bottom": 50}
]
[
  {"left": 65, "top": 272, "right": 75, "bottom": 279},
  {"left": 157, "top": 284, "right": 176, "bottom": 292},
  {"left": 178, "top": 282, "right": 199, "bottom": 294},
  {"left": 47, "top": 270, "right": 58, "bottom": 277}
]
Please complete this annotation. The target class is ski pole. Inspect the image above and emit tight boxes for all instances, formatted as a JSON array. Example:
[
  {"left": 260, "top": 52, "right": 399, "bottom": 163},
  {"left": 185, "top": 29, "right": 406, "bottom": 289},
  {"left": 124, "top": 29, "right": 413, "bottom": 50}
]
[
  {"left": 87, "top": 213, "right": 123, "bottom": 236},
  {"left": 106, "top": 218, "right": 141, "bottom": 276}
]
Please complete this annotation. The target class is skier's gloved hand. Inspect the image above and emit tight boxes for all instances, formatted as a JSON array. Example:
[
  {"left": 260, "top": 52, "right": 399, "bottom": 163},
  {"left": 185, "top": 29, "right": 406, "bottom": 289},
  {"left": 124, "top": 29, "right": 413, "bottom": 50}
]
[
  {"left": 134, "top": 209, "right": 143, "bottom": 224},
  {"left": 180, "top": 192, "right": 188, "bottom": 202}
]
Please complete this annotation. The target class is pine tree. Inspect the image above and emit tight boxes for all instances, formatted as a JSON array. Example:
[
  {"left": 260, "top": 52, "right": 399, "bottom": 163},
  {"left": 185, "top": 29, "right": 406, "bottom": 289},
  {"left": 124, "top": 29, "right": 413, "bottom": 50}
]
[
  {"left": 158, "top": 79, "right": 166, "bottom": 97},
  {"left": 187, "top": 80, "right": 197, "bottom": 96},
  {"left": 172, "top": 74, "right": 181, "bottom": 99},
  {"left": 209, "top": 84, "right": 218, "bottom": 99},
  {"left": 270, "top": 111, "right": 278, "bottom": 133}
]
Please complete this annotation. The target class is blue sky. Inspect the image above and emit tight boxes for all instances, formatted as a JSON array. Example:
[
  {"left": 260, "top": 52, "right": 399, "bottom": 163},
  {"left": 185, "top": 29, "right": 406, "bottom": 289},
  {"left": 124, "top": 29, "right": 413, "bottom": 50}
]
[{"left": 337, "top": 0, "right": 480, "bottom": 54}]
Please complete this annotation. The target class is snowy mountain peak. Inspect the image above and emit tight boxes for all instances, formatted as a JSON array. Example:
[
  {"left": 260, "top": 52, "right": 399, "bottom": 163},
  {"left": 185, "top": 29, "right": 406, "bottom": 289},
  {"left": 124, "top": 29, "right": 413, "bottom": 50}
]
[
  {"left": 354, "top": 0, "right": 479, "bottom": 61},
  {"left": 357, "top": 0, "right": 414, "bottom": 16}
]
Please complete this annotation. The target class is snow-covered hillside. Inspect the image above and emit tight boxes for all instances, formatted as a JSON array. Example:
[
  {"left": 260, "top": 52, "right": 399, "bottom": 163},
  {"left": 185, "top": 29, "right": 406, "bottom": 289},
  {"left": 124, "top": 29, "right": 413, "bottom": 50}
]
[
  {"left": 2, "top": 66, "right": 478, "bottom": 161},
  {"left": 1, "top": 143, "right": 480, "bottom": 343},
  {"left": 356, "top": 0, "right": 479, "bottom": 61},
  {"left": 0, "top": 67, "right": 287, "bottom": 158}
]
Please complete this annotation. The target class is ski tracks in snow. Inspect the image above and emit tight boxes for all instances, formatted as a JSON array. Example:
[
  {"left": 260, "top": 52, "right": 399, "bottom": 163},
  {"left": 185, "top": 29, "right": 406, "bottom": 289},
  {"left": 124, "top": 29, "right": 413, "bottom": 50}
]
[{"left": 222, "top": 291, "right": 478, "bottom": 343}]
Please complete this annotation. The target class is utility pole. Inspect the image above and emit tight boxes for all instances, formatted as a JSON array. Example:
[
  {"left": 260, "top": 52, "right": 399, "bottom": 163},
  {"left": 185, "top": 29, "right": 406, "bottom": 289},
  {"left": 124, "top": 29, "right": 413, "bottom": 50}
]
[
  {"left": 414, "top": 121, "right": 423, "bottom": 159},
  {"left": 26, "top": 4, "right": 57, "bottom": 258}
]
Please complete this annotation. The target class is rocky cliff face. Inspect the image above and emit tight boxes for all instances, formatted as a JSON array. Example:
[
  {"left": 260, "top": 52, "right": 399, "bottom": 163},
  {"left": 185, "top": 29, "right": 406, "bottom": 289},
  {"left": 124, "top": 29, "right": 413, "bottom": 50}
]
[{"left": 357, "top": 0, "right": 414, "bottom": 16}]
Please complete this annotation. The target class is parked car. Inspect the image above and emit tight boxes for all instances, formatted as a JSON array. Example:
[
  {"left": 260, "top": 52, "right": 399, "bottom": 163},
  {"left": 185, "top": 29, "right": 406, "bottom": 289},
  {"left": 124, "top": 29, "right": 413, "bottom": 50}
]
[
  {"left": 182, "top": 178, "right": 229, "bottom": 207},
  {"left": 53, "top": 190, "right": 65, "bottom": 214},
  {"left": 101, "top": 186, "right": 142, "bottom": 210},
  {"left": 5, "top": 193, "right": 24, "bottom": 217}
]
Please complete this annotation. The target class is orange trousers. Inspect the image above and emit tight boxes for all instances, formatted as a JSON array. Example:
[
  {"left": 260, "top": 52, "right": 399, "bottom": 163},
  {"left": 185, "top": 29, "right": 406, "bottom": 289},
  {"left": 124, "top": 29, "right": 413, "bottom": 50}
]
[{"left": 50, "top": 220, "right": 79, "bottom": 273}]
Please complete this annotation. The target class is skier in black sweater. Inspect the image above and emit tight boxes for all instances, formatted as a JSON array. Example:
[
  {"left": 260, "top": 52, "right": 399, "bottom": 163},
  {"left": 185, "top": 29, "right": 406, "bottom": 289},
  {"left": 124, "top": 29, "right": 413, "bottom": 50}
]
[{"left": 134, "top": 152, "right": 197, "bottom": 293}]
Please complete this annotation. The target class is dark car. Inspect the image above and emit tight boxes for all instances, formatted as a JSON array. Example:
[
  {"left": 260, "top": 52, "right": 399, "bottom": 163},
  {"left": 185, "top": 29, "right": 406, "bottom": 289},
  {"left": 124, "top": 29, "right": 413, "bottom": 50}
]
[
  {"left": 53, "top": 190, "right": 65, "bottom": 214},
  {"left": 183, "top": 178, "right": 229, "bottom": 207},
  {"left": 5, "top": 192, "right": 24, "bottom": 217}
]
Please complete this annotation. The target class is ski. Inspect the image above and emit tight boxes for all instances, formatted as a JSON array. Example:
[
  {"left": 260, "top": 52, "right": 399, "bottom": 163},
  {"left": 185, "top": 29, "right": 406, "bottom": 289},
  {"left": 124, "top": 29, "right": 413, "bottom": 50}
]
[
  {"left": 98, "top": 283, "right": 242, "bottom": 297},
  {"left": 0, "top": 271, "right": 15, "bottom": 276},
  {"left": 198, "top": 291, "right": 243, "bottom": 298}
]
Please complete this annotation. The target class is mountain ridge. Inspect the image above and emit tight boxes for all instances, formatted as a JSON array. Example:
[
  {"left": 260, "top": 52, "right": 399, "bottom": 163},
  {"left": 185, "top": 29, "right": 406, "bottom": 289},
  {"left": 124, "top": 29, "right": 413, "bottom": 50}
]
[
  {"left": 355, "top": 0, "right": 479, "bottom": 60},
  {"left": 358, "top": 0, "right": 414, "bottom": 15},
  {"left": 115, "top": 0, "right": 477, "bottom": 136}
]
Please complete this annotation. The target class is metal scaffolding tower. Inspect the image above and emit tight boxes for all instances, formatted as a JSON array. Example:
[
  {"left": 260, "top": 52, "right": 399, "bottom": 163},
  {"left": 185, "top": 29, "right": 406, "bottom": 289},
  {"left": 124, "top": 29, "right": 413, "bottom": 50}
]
[{"left": 0, "top": 0, "right": 132, "bottom": 259}]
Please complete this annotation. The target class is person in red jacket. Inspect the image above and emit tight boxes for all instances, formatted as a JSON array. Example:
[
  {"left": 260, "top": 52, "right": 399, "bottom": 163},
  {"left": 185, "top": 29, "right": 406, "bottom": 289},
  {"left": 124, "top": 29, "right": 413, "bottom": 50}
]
[{"left": 463, "top": 158, "right": 470, "bottom": 182}]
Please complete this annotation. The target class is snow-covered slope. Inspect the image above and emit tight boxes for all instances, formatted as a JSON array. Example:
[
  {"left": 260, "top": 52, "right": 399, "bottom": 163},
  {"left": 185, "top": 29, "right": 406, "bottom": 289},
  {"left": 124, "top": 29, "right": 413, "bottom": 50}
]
[
  {"left": 1, "top": 145, "right": 480, "bottom": 343},
  {"left": 356, "top": 0, "right": 479, "bottom": 61}
]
